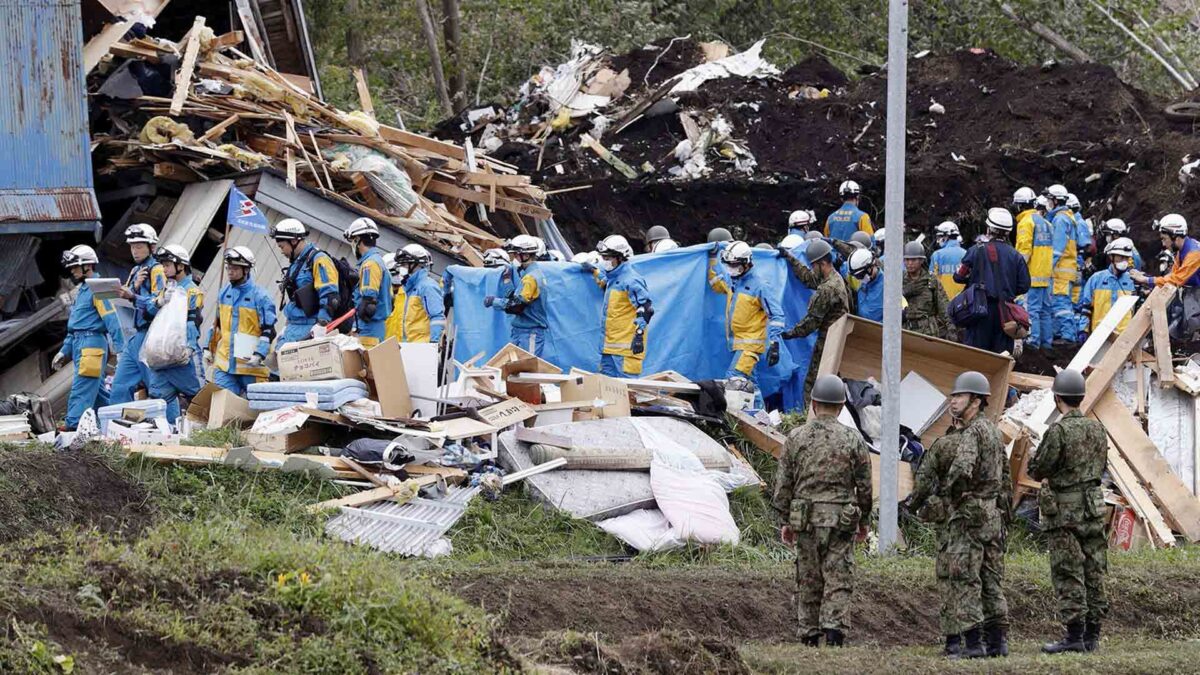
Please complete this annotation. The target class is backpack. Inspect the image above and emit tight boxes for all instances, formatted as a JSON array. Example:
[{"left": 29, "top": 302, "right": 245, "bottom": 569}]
[
  {"left": 948, "top": 283, "right": 989, "bottom": 327},
  {"left": 332, "top": 256, "right": 360, "bottom": 333}
]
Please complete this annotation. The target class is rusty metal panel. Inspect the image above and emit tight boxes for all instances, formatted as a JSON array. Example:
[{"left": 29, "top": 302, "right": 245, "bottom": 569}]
[{"left": 0, "top": 0, "right": 100, "bottom": 233}]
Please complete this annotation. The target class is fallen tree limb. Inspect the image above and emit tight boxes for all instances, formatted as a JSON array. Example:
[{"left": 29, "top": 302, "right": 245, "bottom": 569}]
[{"left": 997, "top": 2, "right": 1093, "bottom": 63}]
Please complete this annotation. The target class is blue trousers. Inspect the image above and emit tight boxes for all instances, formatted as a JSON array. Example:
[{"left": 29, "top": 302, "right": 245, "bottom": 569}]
[
  {"left": 511, "top": 326, "right": 546, "bottom": 357},
  {"left": 1026, "top": 287, "right": 1054, "bottom": 349},
  {"left": 600, "top": 353, "right": 644, "bottom": 378},
  {"left": 149, "top": 362, "right": 203, "bottom": 423},
  {"left": 212, "top": 369, "right": 261, "bottom": 397},
  {"left": 110, "top": 330, "right": 151, "bottom": 404},
  {"left": 278, "top": 320, "right": 316, "bottom": 352},
  {"left": 64, "top": 335, "right": 110, "bottom": 430},
  {"left": 1052, "top": 288, "right": 1077, "bottom": 341},
  {"left": 964, "top": 299, "right": 1014, "bottom": 355}
]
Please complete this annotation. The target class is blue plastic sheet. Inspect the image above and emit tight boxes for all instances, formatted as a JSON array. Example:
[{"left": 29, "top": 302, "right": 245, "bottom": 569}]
[{"left": 443, "top": 244, "right": 819, "bottom": 410}]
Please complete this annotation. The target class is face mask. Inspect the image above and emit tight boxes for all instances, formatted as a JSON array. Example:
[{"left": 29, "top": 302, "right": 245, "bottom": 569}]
[
  {"left": 1114, "top": 261, "right": 1130, "bottom": 272},
  {"left": 601, "top": 259, "right": 617, "bottom": 272},
  {"left": 725, "top": 264, "right": 747, "bottom": 278},
  {"left": 395, "top": 265, "right": 410, "bottom": 280}
]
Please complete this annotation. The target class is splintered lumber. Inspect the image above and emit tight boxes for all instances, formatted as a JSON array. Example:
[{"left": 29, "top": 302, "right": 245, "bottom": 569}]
[
  {"left": 1080, "top": 286, "right": 1174, "bottom": 413},
  {"left": 425, "top": 179, "right": 553, "bottom": 220},
  {"left": 730, "top": 409, "right": 785, "bottom": 458},
  {"left": 1009, "top": 371, "right": 1053, "bottom": 392},
  {"left": 1107, "top": 441, "right": 1175, "bottom": 547},
  {"left": 1151, "top": 301, "right": 1175, "bottom": 386},
  {"left": 199, "top": 113, "right": 240, "bottom": 142},
  {"left": 84, "top": 20, "right": 133, "bottom": 74},
  {"left": 170, "top": 17, "right": 206, "bottom": 116},
  {"left": 580, "top": 133, "right": 639, "bottom": 179},
  {"left": 1092, "top": 390, "right": 1200, "bottom": 542},
  {"left": 308, "top": 486, "right": 396, "bottom": 513},
  {"left": 353, "top": 67, "right": 375, "bottom": 118}
]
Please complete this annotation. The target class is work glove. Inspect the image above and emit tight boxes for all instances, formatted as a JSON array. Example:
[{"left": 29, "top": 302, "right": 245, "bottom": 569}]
[
  {"left": 766, "top": 340, "right": 780, "bottom": 366},
  {"left": 203, "top": 349, "right": 213, "bottom": 369},
  {"left": 484, "top": 295, "right": 495, "bottom": 308},
  {"left": 710, "top": 242, "right": 721, "bottom": 254},
  {"left": 631, "top": 328, "right": 645, "bottom": 355},
  {"left": 245, "top": 353, "right": 265, "bottom": 369},
  {"left": 781, "top": 326, "right": 800, "bottom": 340},
  {"left": 51, "top": 352, "right": 69, "bottom": 372}
]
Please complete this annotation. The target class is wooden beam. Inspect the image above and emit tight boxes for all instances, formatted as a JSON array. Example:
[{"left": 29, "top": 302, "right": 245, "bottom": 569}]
[
  {"left": 1107, "top": 441, "right": 1175, "bottom": 547},
  {"left": 730, "top": 409, "right": 786, "bottom": 458},
  {"left": 84, "top": 20, "right": 133, "bottom": 74},
  {"left": 1152, "top": 301, "right": 1175, "bottom": 386},
  {"left": 425, "top": 179, "right": 552, "bottom": 220},
  {"left": 307, "top": 486, "right": 395, "bottom": 513},
  {"left": 170, "top": 16, "right": 206, "bottom": 116},
  {"left": 153, "top": 162, "right": 200, "bottom": 182},
  {"left": 353, "top": 67, "right": 375, "bottom": 118},
  {"left": 199, "top": 113, "right": 240, "bottom": 143},
  {"left": 209, "top": 30, "right": 245, "bottom": 50},
  {"left": 1008, "top": 371, "right": 1053, "bottom": 392},
  {"left": 379, "top": 124, "right": 467, "bottom": 160},
  {"left": 1081, "top": 286, "right": 1175, "bottom": 413},
  {"left": 462, "top": 172, "right": 531, "bottom": 187},
  {"left": 109, "top": 41, "right": 162, "bottom": 63}
]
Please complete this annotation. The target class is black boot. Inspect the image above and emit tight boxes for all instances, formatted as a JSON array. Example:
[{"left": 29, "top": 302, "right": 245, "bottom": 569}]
[
  {"left": 961, "top": 627, "right": 987, "bottom": 659},
  {"left": 1042, "top": 621, "right": 1086, "bottom": 654},
  {"left": 985, "top": 625, "right": 1009, "bottom": 657},
  {"left": 943, "top": 634, "right": 962, "bottom": 659},
  {"left": 801, "top": 633, "right": 821, "bottom": 647},
  {"left": 824, "top": 629, "right": 845, "bottom": 647},
  {"left": 1084, "top": 622, "right": 1100, "bottom": 653}
]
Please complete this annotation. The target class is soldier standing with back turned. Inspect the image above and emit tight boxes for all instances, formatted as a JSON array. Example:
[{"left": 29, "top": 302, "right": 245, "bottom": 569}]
[
  {"left": 1028, "top": 369, "right": 1108, "bottom": 654},
  {"left": 772, "top": 374, "right": 872, "bottom": 647}
]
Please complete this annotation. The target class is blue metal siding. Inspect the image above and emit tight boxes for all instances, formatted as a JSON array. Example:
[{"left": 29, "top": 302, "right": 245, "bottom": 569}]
[{"left": 0, "top": 0, "right": 100, "bottom": 233}]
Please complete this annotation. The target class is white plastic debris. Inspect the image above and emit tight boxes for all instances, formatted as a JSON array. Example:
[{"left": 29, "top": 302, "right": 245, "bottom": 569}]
[
  {"left": 1180, "top": 156, "right": 1200, "bottom": 184},
  {"left": 929, "top": 99, "right": 946, "bottom": 115},
  {"left": 670, "top": 39, "right": 781, "bottom": 94}
]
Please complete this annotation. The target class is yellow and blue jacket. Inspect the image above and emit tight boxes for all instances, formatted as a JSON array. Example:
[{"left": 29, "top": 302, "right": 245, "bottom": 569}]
[
  {"left": 353, "top": 246, "right": 392, "bottom": 344},
  {"left": 1015, "top": 208, "right": 1053, "bottom": 288},
  {"left": 205, "top": 276, "right": 276, "bottom": 378},
  {"left": 824, "top": 201, "right": 874, "bottom": 242},
  {"left": 386, "top": 267, "right": 445, "bottom": 343},
  {"left": 491, "top": 263, "right": 549, "bottom": 329},
  {"left": 596, "top": 262, "right": 652, "bottom": 358},
  {"left": 59, "top": 273, "right": 125, "bottom": 375},
  {"left": 128, "top": 257, "right": 167, "bottom": 331},
  {"left": 929, "top": 239, "right": 967, "bottom": 299},
  {"left": 708, "top": 259, "right": 784, "bottom": 354},
  {"left": 1048, "top": 206, "right": 1078, "bottom": 295},
  {"left": 283, "top": 242, "right": 339, "bottom": 324},
  {"left": 1078, "top": 267, "right": 1135, "bottom": 334}
]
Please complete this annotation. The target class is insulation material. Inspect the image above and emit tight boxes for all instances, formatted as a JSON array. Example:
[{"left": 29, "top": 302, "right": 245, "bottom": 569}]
[
  {"left": 1148, "top": 382, "right": 1197, "bottom": 495},
  {"left": 139, "top": 116, "right": 195, "bottom": 144}
]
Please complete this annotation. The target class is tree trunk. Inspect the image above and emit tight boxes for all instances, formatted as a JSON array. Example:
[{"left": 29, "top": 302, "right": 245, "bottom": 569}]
[
  {"left": 441, "top": 0, "right": 465, "bottom": 110},
  {"left": 346, "top": 0, "right": 364, "bottom": 68},
  {"left": 997, "top": 2, "right": 1093, "bottom": 64},
  {"left": 415, "top": 0, "right": 453, "bottom": 114}
]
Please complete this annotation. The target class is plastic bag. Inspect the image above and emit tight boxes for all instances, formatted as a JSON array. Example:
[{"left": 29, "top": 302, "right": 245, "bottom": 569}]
[{"left": 140, "top": 288, "right": 191, "bottom": 368}]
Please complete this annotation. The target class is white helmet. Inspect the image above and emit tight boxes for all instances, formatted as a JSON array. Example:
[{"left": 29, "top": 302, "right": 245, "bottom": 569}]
[
  {"left": 571, "top": 251, "right": 602, "bottom": 266},
  {"left": 224, "top": 245, "right": 255, "bottom": 268},
  {"left": 155, "top": 244, "right": 191, "bottom": 267},
  {"left": 839, "top": 180, "right": 861, "bottom": 197},
  {"left": 271, "top": 218, "right": 308, "bottom": 240},
  {"left": 650, "top": 238, "right": 679, "bottom": 253},
  {"left": 1035, "top": 195, "right": 1050, "bottom": 210},
  {"left": 1045, "top": 184, "right": 1069, "bottom": 201},
  {"left": 986, "top": 207, "right": 1015, "bottom": 231},
  {"left": 1066, "top": 193, "right": 1082, "bottom": 210},
  {"left": 720, "top": 241, "right": 754, "bottom": 267},
  {"left": 505, "top": 234, "right": 544, "bottom": 256},
  {"left": 61, "top": 244, "right": 99, "bottom": 268},
  {"left": 788, "top": 209, "right": 817, "bottom": 228},
  {"left": 848, "top": 248, "right": 876, "bottom": 277},
  {"left": 383, "top": 252, "right": 401, "bottom": 282},
  {"left": 396, "top": 243, "right": 432, "bottom": 267},
  {"left": 1102, "top": 218, "right": 1128, "bottom": 235},
  {"left": 779, "top": 233, "right": 804, "bottom": 249},
  {"left": 124, "top": 223, "right": 159, "bottom": 245},
  {"left": 544, "top": 250, "right": 566, "bottom": 262},
  {"left": 873, "top": 227, "right": 886, "bottom": 244},
  {"left": 1012, "top": 187, "right": 1037, "bottom": 206},
  {"left": 1105, "top": 237, "right": 1135, "bottom": 258},
  {"left": 935, "top": 221, "right": 960, "bottom": 239},
  {"left": 1159, "top": 213, "right": 1188, "bottom": 237},
  {"left": 344, "top": 216, "right": 379, "bottom": 241},
  {"left": 482, "top": 248, "right": 511, "bottom": 267},
  {"left": 597, "top": 234, "right": 634, "bottom": 260}
]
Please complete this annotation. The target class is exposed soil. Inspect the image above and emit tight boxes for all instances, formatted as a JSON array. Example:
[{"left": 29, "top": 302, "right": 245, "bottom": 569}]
[
  {"left": 518, "top": 630, "right": 750, "bottom": 674},
  {"left": 0, "top": 447, "right": 151, "bottom": 542}
]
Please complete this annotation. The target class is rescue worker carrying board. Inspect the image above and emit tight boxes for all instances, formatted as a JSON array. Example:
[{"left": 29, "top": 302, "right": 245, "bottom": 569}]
[
  {"left": 273, "top": 218, "right": 339, "bottom": 350},
  {"left": 344, "top": 217, "right": 392, "bottom": 348},
  {"left": 145, "top": 245, "right": 203, "bottom": 423},
  {"left": 111, "top": 223, "right": 167, "bottom": 405},
  {"left": 204, "top": 247, "right": 276, "bottom": 396},
  {"left": 707, "top": 240, "right": 785, "bottom": 385},
  {"left": 594, "top": 234, "right": 653, "bottom": 378},
  {"left": 824, "top": 180, "right": 874, "bottom": 242},
  {"left": 386, "top": 243, "right": 445, "bottom": 343},
  {"left": 485, "top": 234, "right": 549, "bottom": 356},
  {"left": 54, "top": 245, "right": 125, "bottom": 430}
]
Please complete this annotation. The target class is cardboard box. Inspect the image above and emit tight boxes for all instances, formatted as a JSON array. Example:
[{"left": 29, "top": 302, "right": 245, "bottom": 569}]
[
  {"left": 187, "top": 383, "right": 258, "bottom": 428},
  {"left": 477, "top": 398, "right": 536, "bottom": 428},
  {"left": 244, "top": 425, "right": 329, "bottom": 453},
  {"left": 560, "top": 374, "right": 630, "bottom": 420},
  {"left": 277, "top": 336, "right": 365, "bottom": 382},
  {"left": 364, "top": 338, "right": 413, "bottom": 418}
]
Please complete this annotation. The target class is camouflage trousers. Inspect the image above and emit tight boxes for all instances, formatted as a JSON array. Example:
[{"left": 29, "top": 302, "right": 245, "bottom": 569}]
[
  {"left": 936, "top": 518, "right": 983, "bottom": 635},
  {"left": 795, "top": 525, "right": 856, "bottom": 637},
  {"left": 802, "top": 337, "right": 827, "bottom": 406},
  {"left": 981, "top": 514, "right": 1009, "bottom": 630},
  {"left": 1048, "top": 519, "right": 1109, "bottom": 624}
]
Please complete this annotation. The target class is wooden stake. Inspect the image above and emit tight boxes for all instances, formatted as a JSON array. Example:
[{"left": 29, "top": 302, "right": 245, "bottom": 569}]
[{"left": 170, "top": 16, "right": 206, "bottom": 116}]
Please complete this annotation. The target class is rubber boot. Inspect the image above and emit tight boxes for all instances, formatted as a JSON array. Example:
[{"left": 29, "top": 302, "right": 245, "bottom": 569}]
[
  {"left": 801, "top": 633, "right": 821, "bottom": 648},
  {"left": 1084, "top": 622, "right": 1100, "bottom": 653},
  {"left": 943, "top": 634, "right": 963, "bottom": 659},
  {"left": 824, "top": 629, "right": 845, "bottom": 647},
  {"left": 985, "top": 625, "right": 1009, "bottom": 657},
  {"left": 1042, "top": 621, "right": 1086, "bottom": 654},
  {"left": 961, "top": 627, "right": 987, "bottom": 659}
]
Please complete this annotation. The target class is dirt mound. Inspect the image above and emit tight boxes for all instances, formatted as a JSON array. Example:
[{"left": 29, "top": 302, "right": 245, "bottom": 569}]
[
  {"left": 524, "top": 630, "right": 749, "bottom": 674},
  {"left": 609, "top": 38, "right": 707, "bottom": 92},
  {"left": 0, "top": 447, "right": 150, "bottom": 541},
  {"left": 447, "top": 43, "right": 1200, "bottom": 255}
]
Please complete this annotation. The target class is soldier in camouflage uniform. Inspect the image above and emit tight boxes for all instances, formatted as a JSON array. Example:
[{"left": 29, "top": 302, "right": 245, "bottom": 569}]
[
  {"left": 779, "top": 239, "right": 850, "bottom": 404},
  {"left": 772, "top": 374, "right": 872, "bottom": 647},
  {"left": 901, "top": 241, "right": 951, "bottom": 338},
  {"left": 1028, "top": 369, "right": 1109, "bottom": 654}
]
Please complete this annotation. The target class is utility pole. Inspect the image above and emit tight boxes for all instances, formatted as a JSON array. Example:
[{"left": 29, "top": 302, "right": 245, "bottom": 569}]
[{"left": 879, "top": 0, "right": 909, "bottom": 554}]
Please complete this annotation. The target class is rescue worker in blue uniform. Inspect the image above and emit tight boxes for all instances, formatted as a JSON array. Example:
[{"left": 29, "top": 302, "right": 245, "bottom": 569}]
[
  {"left": 824, "top": 180, "right": 874, "bottom": 242},
  {"left": 53, "top": 245, "right": 125, "bottom": 430},
  {"left": 1014, "top": 187, "right": 1055, "bottom": 349},
  {"left": 847, "top": 248, "right": 885, "bottom": 322},
  {"left": 787, "top": 209, "right": 818, "bottom": 239},
  {"left": 273, "top": 218, "right": 339, "bottom": 350},
  {"left": 482, "top": 247, "right": 510, "bottom": 268},
  {"left": 486, "top": 235, "right": 550, "bottom": 355},
  {"left": 145, "top": 245, "right": 203, "bottom": 424},
  {"left": 1091, "top": 219, "right": 1142, "bottom": 272},
  {"left": 594, "top": 234, "right": 653, "bottom": 377},
  {"left": 110, "top": 223, "right": 168, "bottom": 405},
  {"left": 204, "top": 247, "right": 276, "bottom": 396},
  {"left": 708, "top": 241, "right": 785, "bottom": 383},
  {"left": 1078, "top": 238, "right": 1137, "bottom": 340},
  {"left": 386, "top": 243, "right": 445, "bottom": 342},
  {"left": 344, "top": 217, "right": 392, "bottom": 348},
  {"left": 930, "top": 221, "right": 967, "bottom": 300},
  {"left": 1046, "top": 185, "right": 1080, "bottom": 342},
  {"left": 1067, "top": 194, "right": 1094, "bottom": 302},
  {"left": 954, "top": 208, "right": 1032, "bottom": 354}
]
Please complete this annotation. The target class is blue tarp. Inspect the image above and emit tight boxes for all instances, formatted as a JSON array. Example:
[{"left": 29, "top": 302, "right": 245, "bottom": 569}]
[{"left": 443, "top": 244, "right": 818, "bottom": 410}]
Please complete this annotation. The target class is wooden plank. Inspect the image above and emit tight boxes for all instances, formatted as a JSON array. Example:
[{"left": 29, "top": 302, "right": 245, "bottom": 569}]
[
  {"left": 307, "top": 486, "right": 395, "bottom": 513},
  {"left": 379, "top": 124, "right": 467, "bottom": 160},
  {"left": 353, "top": 67, "right": 375, "bottom": 118},
  {"left": 199, "top": 113, "right": 241, "bottom": 143},
  {"left": 462, "top": 172, "right": 531, "bottom": 187},
  {"left": 109, "top": 41, "right": 162, "bottom": 63},
  {"left": 1092, "top": 389, "right": 1200, "bottom": 542},
  {"left": 1080, "top": 286, "right": 1175, "bottom": 413},
  {"left": 340, "top": 457, "right": 389, "bottom": 488},
  {"left": 210, "top": 30, "right": 245, "bottom": 50},
  {"left": 234, "top": 0, "right": 269, "bottom": 65},
  {"left": 424, "top": 179, "right": 553, "bottom": 220},
  {"left": 404, "top": 464, "right": 468, "bottom": 484},
  {"left": 730, "top": 409, "right": 786, "bottom": 458},
  {"left": 170, "top": 16, "right": 206, "bottom": 116},
  {"left": 1152, "top": 301, "right": 1175, "bottom": 385},
  {"left": 1009, "top": 371, "right": 1053, "bottom": 392},
  {"left": 622, "top": 378, "right": 702, "bottom": 393},
  {"left": 1107, "top": 443, "right": 1175, "bottom": 547},
  {"left": 153, "top": 162, "right": 200, "bottom": 182},
  {"left": 84, "top": 20, "right": 133, "bottom": 74},
  {"left": 514, "top": 426, "right": 574, "bottom": 448}
]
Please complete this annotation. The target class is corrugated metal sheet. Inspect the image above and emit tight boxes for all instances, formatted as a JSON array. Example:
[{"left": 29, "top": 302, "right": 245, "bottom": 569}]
[
  {"left": 0, "top": 234, "right": 42, "bottom": 296},
  {"left": 158, "top": 180, "right": 233, "bottom": 256},
  {"left": 325, "top": 486, "right": 479, "bottom": 556},
  {"left": 0, "top": 0, "right": 100, "bottom": 234}
]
